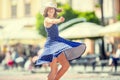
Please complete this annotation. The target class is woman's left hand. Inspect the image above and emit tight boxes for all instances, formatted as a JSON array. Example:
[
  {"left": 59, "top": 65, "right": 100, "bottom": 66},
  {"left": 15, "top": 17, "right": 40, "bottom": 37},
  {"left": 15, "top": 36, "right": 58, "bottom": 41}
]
[{"left": 60, "top": 16, "right": 65, "bottom": 22}]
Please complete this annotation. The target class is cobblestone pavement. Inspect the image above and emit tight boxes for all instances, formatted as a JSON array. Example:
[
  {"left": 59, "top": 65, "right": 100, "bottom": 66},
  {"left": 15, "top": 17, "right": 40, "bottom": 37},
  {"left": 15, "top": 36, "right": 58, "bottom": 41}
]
[{"left": 0, "top": 66, "right": 120, "bottom": 80}]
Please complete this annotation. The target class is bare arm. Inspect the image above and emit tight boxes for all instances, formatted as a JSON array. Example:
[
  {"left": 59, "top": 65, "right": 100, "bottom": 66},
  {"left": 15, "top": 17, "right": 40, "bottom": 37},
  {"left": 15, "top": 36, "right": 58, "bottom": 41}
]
[{"left": 44, "top": 17, "right": 65, "bottom": 28}]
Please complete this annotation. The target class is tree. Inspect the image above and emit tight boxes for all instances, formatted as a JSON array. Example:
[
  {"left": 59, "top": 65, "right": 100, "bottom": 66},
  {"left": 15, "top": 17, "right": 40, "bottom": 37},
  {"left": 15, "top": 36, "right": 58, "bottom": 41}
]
[
  {"left": 117, "top": 14, "right": 120, "bottom": 20},
  {"left": 36, "top": 13, "right": 46, "bottom": 37},
  {"left": 58, "top": 4, "right": 79, "bottom": 22},
  {"left": 78, "top": 12, "right": 100, "bottom": 24}
]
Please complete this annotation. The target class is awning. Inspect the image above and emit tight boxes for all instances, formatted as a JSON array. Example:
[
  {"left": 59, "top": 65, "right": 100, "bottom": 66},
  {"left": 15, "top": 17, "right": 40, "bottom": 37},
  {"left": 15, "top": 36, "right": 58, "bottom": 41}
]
[
  {"left": 100, "top": 21, "right": 120, "bottom": 37},
  {"left": 60, "top": 22, "right": 103, "bottom": 39}
]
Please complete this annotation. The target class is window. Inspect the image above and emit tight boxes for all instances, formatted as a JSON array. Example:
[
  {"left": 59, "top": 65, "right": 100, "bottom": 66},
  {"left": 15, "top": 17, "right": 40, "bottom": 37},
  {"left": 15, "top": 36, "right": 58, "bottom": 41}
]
[
  {"left": 25, "top": 3, "right": 31, "bottom": 16},
  {"left": 11, "top": 0, "right": 17, "bottom": 18},
  {"left": 24, "top": 0, "right": 31, "bottom": 16},
  {"left": 11, "top": 5, "right": 17, "bottom": 17}
]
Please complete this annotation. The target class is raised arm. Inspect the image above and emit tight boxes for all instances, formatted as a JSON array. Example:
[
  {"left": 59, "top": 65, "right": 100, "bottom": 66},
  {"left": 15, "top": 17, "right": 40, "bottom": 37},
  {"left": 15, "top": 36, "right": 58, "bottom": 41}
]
[{"left": 44, "top": 17, "right": 65, "bottom": 28}]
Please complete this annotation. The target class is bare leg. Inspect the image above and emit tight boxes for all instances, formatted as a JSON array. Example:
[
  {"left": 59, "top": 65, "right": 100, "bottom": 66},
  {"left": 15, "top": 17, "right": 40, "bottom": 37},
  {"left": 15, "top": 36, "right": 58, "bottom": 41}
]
[
  {"left": 110, "top": 64, "right": 114, "bottom": 72},
  {"left": 48, "top": 58, "right": 58, "bottom": 80},
  {"left": 54, "top": 52, "right": 70, "bottom": 80}
]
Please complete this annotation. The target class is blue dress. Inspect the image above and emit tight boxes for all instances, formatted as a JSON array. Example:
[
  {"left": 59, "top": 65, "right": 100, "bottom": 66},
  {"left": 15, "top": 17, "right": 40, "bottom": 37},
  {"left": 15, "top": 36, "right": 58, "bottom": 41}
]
[{"left": 36, "top": 24, "right": 86, "bottom": 65}]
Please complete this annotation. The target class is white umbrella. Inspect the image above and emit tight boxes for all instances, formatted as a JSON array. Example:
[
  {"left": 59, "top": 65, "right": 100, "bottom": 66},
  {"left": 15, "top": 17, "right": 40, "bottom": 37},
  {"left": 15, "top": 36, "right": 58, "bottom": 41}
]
[
  {"left": 3, "top": 25, "right": 44, "bottom": 44},
  {"left": 10, "top": 29, "right": 43, "bottom": 39},
  {"left": 3, "top": 23, "right": 43, "bottom": 39},
  {"left": 4, "top": 29, "right": 44, "bottom": 45},
  {"left": 60, "top": 22, "right": 103, "bottom": 39},
  {"left": 100, "top": 21, "right": 120, "bottom": 37},
  {"left": 59, "top": 18, "right": 86, "bottom": 31}
]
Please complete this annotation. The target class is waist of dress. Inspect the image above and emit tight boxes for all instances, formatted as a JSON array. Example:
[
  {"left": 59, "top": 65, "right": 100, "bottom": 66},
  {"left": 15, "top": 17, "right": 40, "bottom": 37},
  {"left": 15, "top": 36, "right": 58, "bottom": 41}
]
[{"left": 47, "top": 36, "right": 60, "bottom": 40}]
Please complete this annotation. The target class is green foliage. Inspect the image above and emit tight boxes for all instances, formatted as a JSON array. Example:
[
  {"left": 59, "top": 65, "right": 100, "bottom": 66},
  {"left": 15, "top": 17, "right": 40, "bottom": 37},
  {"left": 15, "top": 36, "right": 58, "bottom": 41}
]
[
  {"left": 58, "top": 4, "right": 79, "bottom": 22},
  {"left": 95, "top": 4, "right": 101, "bottom": 8},
  {"left": 78, "top": 12, "right": 100, "bottom": 24},
  {"left": 58, "top": 3, "right": 100, "bottom": 24},
  {"left": 117, "top": 14, "right": 120, "bottom": 20},
  {"left": 36, "top": 13, "right": 46, "bottom": 37}
]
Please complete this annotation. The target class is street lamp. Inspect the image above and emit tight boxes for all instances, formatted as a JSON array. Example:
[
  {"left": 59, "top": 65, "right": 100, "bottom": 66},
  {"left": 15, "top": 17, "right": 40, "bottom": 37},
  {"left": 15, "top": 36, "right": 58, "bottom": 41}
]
[
  {"left": 100, "top": 0, "right": 107, "bottom": 59},
  {"left": 100, "top": 0, "right": 105, "bottom": 26}
]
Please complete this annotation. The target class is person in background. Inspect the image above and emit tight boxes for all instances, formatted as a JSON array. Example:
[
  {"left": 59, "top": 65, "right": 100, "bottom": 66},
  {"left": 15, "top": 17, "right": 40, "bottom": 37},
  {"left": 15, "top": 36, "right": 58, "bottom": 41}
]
[
  {"left": 109, "top": 44, "right": 120, "bottom": 72},
  {"left": 116, "top": 44, "right": 120, "bottom": 59}
]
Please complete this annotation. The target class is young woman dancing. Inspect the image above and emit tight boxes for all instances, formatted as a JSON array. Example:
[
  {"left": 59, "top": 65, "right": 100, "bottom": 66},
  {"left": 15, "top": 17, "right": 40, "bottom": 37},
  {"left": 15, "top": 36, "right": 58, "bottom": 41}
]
[{"left": 35, "top": 2, "right": 86, "bottom": 80}]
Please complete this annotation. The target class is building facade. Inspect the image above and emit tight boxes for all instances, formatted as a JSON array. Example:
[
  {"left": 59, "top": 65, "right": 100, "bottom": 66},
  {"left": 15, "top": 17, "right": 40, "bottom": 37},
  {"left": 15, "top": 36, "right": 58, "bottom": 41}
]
[
  {"left": 0, "top": 0, "right": 41, "bottom": 19},
  {"left": 0, "top": 0, "right": 51, "bottom": 45}
]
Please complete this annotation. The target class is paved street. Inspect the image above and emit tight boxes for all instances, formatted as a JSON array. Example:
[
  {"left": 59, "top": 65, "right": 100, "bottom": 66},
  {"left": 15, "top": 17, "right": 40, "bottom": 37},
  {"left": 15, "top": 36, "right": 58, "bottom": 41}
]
[{"left": 0, "top": 65, "right": 120, "bottom": 80}]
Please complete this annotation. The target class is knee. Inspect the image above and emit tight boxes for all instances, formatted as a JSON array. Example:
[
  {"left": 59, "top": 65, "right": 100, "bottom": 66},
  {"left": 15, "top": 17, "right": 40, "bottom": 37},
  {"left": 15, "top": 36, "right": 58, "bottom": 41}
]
[
  {"left": 54, "top": 66, "right": 58, "bottom": 72},
  {"left": 51, "top": 64, "right": 58, "bottom": 72},
  {"left": 50, "top": 67, "right": 58, "bottom": 74},
  {"left": 62, "top": 62, "right": 70, "bottom": 70}
]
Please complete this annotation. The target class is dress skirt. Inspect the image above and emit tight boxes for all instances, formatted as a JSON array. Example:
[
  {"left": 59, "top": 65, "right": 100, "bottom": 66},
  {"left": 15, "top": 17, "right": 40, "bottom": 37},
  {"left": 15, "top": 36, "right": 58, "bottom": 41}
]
[{"left": 35, "top": 36, "right": 86, "bottom": 65}]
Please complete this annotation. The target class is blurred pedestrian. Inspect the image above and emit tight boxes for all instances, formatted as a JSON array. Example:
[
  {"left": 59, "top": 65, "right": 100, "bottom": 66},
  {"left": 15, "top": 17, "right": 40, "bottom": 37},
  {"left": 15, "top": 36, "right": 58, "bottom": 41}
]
[
  {"left": 2, "top": 47, "right": 14, "bottom": 69},
  {"left": 35, "top": 2, "right": 86, "bottom": 80},
  {"left": 109, "top": 44, "right": 120, "bottom": 72},
  {"left": 116, "top": 44, "right": 120, "bottom": 59}
]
